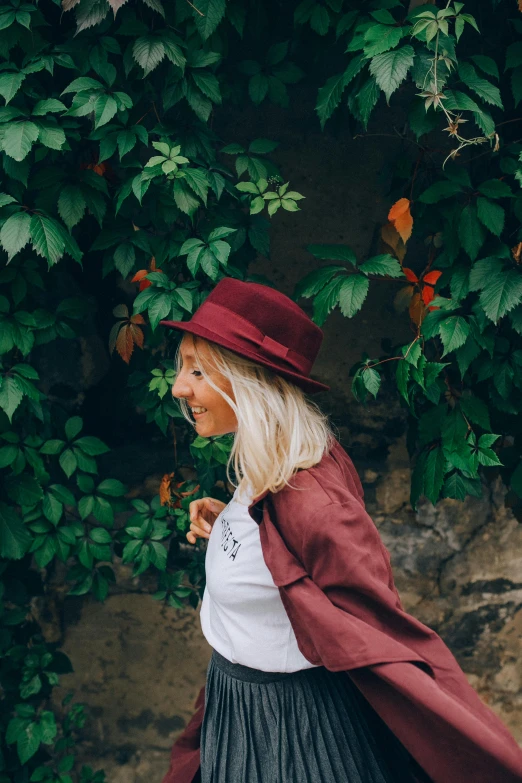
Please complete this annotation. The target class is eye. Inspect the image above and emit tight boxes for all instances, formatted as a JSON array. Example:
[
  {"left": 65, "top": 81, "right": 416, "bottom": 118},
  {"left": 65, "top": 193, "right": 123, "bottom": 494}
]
[{"left": 191, "top": 370, "right": 202, "bottom": 377}]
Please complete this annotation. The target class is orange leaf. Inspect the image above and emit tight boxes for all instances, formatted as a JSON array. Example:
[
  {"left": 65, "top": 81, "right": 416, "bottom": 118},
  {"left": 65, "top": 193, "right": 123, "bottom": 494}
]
[
  {"left": 169, "top": 481, "right": 201, "bottom": 509},
  {"left": 129, "top": 323, "right": 144, "bottom": 348},
  {"left": 403, "top": 267, "right": 418, "bottom": 283},
  {"left": 116, "top": 324, "right": 135, "bottom": 363},
  {"left": 130, "top": 313, "right": 146, "bottom": 325},
  {"left": 423, "top": 270, "right": 442, "bottom": 285},
  {"left": 388, "top": 197, "right": 413, "bottom": 244},
  {"left": 86, "top": 162, "right": 107, "bottom": 177},
  {"left": 393, "top": 284, "right": 415, "bottom": 313},
  {"left": 131, "top": 269, "right": 148, "bottom": 283},
  {"left": 409, "top": 292, "right": 425, "bottom": 326},
  {"left": 159, "top": 473, "right": 175, "bottom": 506},
  {"left": 179, "top": 484, "right": 200, "bottom": 498},
  {"left": 115, "top": 321, "right": 145, "bottom": 363},
  {"left": 519, "top": 0, "right": 522, "bottom": 11},
  {"left": 388, "top": 197, "right": 410, "bottom": 221},
  {"left": 381, "top": 222, "right": 406, "bottom": 263}
]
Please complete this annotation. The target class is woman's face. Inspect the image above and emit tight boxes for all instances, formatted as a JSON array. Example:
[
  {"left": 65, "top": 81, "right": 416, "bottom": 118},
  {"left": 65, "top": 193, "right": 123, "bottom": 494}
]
[{"left": 171, "top": 334, "right": 238, "bottom": 436}]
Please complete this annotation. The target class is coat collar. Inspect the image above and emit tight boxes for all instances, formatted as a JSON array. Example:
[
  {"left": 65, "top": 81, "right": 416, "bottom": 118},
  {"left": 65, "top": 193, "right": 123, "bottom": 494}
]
[{"left": 247, "top": 489, "right": 269, "bottom": 525}]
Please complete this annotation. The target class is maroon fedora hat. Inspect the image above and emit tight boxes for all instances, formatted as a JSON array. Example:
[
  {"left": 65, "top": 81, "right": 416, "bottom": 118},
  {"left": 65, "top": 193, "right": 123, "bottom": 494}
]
[{"left": 160, "top": 277, "right": 330, "bottom": 394}]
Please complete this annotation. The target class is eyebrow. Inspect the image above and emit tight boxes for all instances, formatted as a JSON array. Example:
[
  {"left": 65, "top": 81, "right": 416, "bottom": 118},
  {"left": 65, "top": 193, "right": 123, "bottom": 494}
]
[{"left": 180, "top": 351, "right": 195, "bottom": 360}]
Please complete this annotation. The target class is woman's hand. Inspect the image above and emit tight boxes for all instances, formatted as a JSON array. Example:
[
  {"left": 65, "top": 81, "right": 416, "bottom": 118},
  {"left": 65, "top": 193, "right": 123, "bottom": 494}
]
[{"left": 187, "top": 497, "right": 227, "bottom": 544}]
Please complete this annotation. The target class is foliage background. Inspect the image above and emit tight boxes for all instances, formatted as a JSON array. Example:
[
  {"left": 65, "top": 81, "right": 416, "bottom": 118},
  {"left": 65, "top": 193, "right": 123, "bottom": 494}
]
[{"left": 1, "top": 0, "right": 522, "bottom": 779}]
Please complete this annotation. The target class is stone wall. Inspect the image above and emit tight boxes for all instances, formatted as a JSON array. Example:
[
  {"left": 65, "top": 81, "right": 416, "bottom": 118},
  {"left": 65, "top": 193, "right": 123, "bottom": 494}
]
[{"left": 45, "top": 86, "right": 522, "bottom": 779}]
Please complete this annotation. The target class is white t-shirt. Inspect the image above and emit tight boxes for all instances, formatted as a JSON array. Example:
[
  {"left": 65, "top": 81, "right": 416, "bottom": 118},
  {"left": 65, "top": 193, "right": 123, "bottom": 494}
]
[{"left": 199, "top": 483, "right": 318, "bottom": 673}]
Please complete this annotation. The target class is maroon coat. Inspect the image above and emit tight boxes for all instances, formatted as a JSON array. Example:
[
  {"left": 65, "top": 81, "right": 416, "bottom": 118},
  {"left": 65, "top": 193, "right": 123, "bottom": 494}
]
[{"left": 163, "top": 439, "right": 522, "bottom": 783}]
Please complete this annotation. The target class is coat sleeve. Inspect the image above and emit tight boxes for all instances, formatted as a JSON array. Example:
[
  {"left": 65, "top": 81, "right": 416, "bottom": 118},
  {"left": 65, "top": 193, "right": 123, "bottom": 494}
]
[
  {"left": 267, "top": 494, "right": 440, "bottom": 674},
  {"left": 161, "top": 684, "right": 204, "bottom": 783},
  {"left": 295, "top": 496, "right": 512, "bottom": 684},
  {"left": 300, "top": 499, "right": 414, "bottom": 634}
]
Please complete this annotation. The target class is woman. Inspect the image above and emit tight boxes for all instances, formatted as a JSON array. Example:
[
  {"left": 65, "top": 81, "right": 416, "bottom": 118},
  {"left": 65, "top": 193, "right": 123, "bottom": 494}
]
[{"left": 160, "top": 277, "right": 522, "bottom": 783}]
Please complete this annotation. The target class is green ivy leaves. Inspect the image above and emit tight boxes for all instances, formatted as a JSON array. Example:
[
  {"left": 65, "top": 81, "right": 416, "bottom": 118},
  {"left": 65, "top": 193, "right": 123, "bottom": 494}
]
[
  {"left": 236, "top": 179, "right": 305, "bottom": 217},
  {"left": 0, "top": 363, "right": 40, "bottom": 422},
  {"left": 369, "top": 45, "right": 415, "bottom": 104},
  {"left": 146, "top": 141, "right": 189, "bottom": 172},
  {"left": 222, "top": 137, "right": 280, "bottom": 180},
  {"left": 295, "top": 245, "right": 404, "bottom": 326},
  {"left": 178, "top": 226, "right": 236, "bottom": 280},
  {"left": 6, "top": 705, "right": 57, "bottom": 765},
  {"left": 0, "top": 209, "right": 83, "bottom": 267},
  {"left": 122, "top": 496, "right": 170, "bottom": 576},
  {"left": 315, "top": 54, "right": 366, "bottom": 129},
  {"left": 61, "top": 76, "right": 132, "bottom": 130},
  {"left": 40, "top": 417, "right": 110, "bottom": 478},
  {"left": 238, "top": 41, "right": 304, "bottom": 108},
  {"left": 469, "top": 258, "right": 522, "bottom": 324},
  {"left": 315, "top": 1, "right": 488, "bottom": 145}
]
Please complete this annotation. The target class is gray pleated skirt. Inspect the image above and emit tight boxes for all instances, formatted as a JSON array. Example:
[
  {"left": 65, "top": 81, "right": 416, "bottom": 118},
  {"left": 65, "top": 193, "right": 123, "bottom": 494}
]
[{"left": 200, "top": 649, "right": 424, "bottom": 783}]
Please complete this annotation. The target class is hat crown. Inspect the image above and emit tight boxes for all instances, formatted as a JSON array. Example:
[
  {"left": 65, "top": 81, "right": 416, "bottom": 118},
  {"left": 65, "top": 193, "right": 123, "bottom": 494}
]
[
  {"left": 160, "top": 277, "right": 329, "bottom": 394},
  {"left": 203, "top": 278, "right": 323, "bottom": 361}
]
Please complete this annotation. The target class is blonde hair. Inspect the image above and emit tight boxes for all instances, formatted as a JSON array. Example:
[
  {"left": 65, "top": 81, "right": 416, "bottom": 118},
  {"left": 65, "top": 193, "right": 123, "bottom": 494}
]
[{"left": 174, "top": 334, "right": 338, "bottom": 503}]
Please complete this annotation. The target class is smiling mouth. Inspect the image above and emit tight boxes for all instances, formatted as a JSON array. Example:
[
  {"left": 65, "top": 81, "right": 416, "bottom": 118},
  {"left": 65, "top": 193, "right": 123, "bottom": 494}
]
[{"left": 192, "top": 410, "right": 207, "bottom": 418}]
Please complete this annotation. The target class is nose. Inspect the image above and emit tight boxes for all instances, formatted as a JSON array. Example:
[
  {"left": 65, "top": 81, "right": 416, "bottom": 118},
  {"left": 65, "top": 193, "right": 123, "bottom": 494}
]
[{"left": 171, "top": 370, "right": 191, "bottom": 400}]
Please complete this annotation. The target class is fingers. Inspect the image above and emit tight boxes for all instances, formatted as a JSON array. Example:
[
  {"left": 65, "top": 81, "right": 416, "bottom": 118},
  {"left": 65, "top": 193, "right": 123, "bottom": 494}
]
[
  {"left": 186, "top": 497, "right": 225, "bottom": 545},
  {"left": 191, "top": 519, "right": 211, "bottom": 538},
  {"left": 187, "top": 503, "right": 211, "bottom": 545}
]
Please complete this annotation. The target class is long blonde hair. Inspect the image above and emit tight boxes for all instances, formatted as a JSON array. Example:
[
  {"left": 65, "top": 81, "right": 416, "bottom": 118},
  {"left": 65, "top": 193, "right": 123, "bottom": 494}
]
[{"left": 174, "top": 334, "right": 338, "bottom": 503}]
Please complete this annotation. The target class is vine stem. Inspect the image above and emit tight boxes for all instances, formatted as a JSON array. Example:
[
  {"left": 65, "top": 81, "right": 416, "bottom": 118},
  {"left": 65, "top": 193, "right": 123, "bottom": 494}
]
[
  {"left": 185, "top": 0, "right": 204, "bottom": 15},
  {"left": 353, "top": 132, "right": 425, "bottom": 149},
  {"left": 420, "top": 7, "right": 490, "bottom": 166},
  {"left": 363, "top": 336, "right": 421, "bottom": 372},
  {"left": 152, "top": 101, "right": 162, "bottom": 125},
  {"left": 495, "top": 117, "right": 522, "bottom": 128},
  {"left": 409, "top": 150, "right": 424, "bottom": 200},
  {"left": 135, "top": 106, "right": 154, "bottom": 125}
]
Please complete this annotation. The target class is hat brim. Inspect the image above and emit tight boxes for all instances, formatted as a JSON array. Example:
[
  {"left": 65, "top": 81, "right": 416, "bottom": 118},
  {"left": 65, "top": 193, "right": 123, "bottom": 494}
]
[{"left": 160, "top": 319, "right": 330, "bottom": 395}]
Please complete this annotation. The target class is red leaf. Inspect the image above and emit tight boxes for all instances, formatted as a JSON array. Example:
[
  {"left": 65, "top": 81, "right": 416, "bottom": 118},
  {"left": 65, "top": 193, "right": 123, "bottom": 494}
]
[
  {"left": 421, "top": 284, "right": 435, "bottom": 305},
  {"left": 131, "top": 261, "right": 163, "bottom": 291},
  {"left": 423, "top": 270, "right": 442, "bottom": 285},
  {"left": 403, "top": 267, "right": 418, "bottom": 283}
]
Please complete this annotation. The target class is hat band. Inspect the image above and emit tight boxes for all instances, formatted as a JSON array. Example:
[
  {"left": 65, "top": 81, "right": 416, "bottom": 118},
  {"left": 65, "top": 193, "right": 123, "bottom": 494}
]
[{"left": 191, "top": 301, "right": 312, "bottom": 374}]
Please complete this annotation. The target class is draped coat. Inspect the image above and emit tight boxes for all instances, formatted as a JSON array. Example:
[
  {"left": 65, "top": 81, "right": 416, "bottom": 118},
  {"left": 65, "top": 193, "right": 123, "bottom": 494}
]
[{"left": 162, "top": 438, "right": 522, "bottom": 783}]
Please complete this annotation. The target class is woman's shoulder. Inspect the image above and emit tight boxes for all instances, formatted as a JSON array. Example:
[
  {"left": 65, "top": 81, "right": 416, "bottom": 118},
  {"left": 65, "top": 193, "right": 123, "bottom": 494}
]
[{"left": 271, "top": 439, "right": 365, "bottom": 527}]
